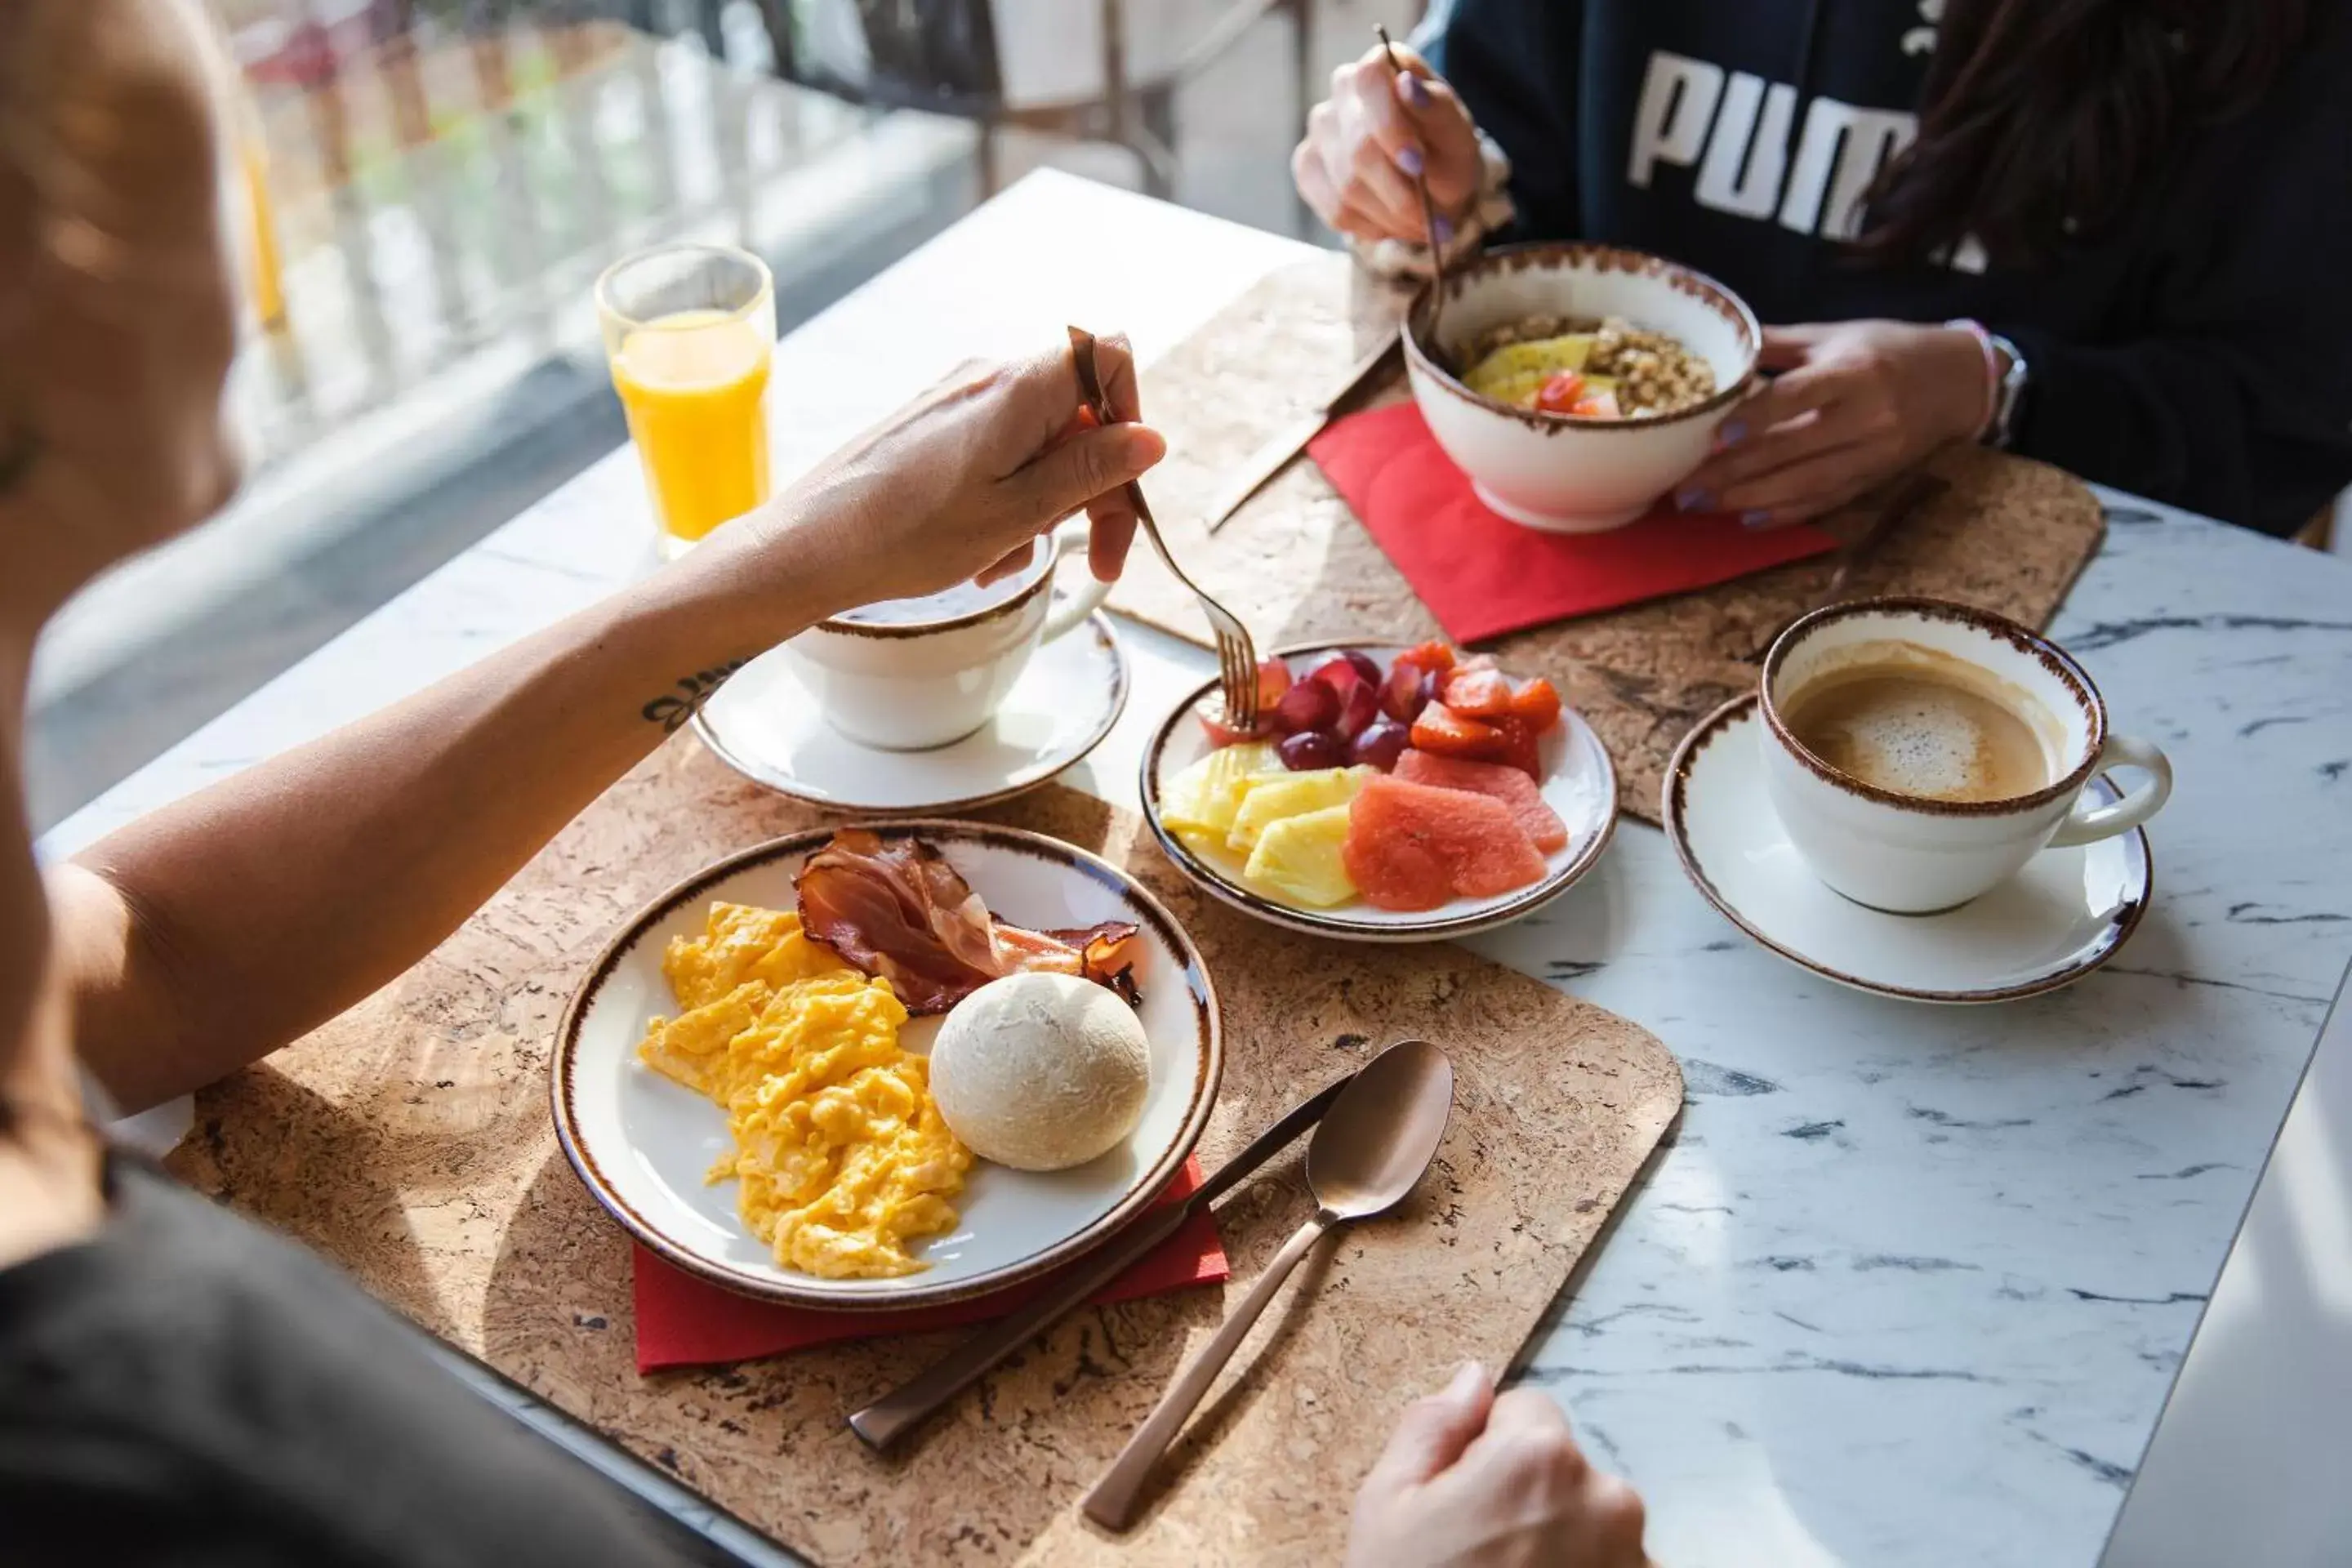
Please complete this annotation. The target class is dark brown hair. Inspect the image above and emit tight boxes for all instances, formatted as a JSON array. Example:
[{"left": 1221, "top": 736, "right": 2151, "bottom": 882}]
[{"left": 1864, "top": 0, "right": 2311, "bottom": 267}]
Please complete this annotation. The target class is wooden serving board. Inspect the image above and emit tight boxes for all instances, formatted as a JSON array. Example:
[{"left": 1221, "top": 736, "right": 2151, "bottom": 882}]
[
  {"left": 168, "top": 739, "right": 1683, "bottom": 1567},
  {"left": 1110, "top": 256, "right": 2108, "bottom": 822}
]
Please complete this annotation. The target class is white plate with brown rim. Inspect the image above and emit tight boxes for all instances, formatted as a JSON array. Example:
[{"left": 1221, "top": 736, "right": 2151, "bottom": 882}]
[
  {"left": 551, "top": 821, "right": 1221, "bottom": 1307},
  {"left": 1664, "top": 694, "right": 2153, "bottom": 1003},
  {"left": 692, "top": 613, "right": 1127, "bottom": 814},
  {"left": 1140, "top": 641, "right": 1617, "bottom": 943}
]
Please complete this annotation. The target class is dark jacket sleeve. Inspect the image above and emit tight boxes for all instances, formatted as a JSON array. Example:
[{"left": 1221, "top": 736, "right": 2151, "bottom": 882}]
[
  {"left": 1995, "top": 16, "right": 2352, "bottom": 538},
  {"left": 1416, "top": 0, "right": 1584, "bottom": 243}
]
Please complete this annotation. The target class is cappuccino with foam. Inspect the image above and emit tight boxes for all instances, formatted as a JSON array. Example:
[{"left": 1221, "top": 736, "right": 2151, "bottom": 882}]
[{"left": 1781, "top": 644, "right": 2051, "bottom": 804}]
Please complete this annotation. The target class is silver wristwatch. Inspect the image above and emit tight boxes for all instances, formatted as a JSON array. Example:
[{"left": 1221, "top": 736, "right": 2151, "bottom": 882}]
[{"left": 1984, "top": 331, "right": 2028, "bottom": 449}]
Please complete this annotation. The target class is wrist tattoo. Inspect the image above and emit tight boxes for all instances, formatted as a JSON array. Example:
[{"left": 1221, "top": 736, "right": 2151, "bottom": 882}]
[{"left": 642, "top": 658, "right": 750, "bottom": 732}]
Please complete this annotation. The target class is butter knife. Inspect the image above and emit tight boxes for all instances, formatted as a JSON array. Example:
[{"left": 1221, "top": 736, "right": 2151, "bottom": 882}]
[
  {"left": 846, "top": 1072, "right": 1356, "bottom": 1451},
  {"left": 1201, "top": 333, "right": 1402, "bottom": 534}
]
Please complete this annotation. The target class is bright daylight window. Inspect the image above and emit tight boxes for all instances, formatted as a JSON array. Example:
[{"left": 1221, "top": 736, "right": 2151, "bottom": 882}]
[{"left": 28, "top": 0, "right": 1328, "bottom": 831}]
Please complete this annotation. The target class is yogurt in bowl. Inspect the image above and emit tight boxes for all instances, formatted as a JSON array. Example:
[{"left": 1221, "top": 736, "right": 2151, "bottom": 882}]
[{"left": 1404, "top": 243, "right": 1760, "bottom": 533}]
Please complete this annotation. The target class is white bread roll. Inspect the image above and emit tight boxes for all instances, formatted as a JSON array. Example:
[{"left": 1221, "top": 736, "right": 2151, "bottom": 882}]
[{"left": 929, "top": 972, "right": 1149, "bottom": 1171}]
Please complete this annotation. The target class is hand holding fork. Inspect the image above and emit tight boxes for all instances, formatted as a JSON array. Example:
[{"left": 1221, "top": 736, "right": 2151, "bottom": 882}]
[{"left": 1069, "top": 326, "right": 1263, "bottom": 731}]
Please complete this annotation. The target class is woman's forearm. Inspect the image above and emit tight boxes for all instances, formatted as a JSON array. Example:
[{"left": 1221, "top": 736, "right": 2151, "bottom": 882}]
[
  {"left": 51, "top": 332, "right": 1166, "bottom": 1114},
  {"left": 59, "top": 537, "right": 837, "bottom": 1112}
]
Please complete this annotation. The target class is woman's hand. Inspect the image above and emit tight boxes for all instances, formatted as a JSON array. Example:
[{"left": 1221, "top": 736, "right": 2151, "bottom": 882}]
[
  {"left": 1294, "top": 42, "right": 1481, "bottom": 247},
  {"left": 1345, "top": 1363, "right": 1650, "bottom": 1568},
  {"left": 689, "top": 334, "right": 1166, "bottom": 628},
  {"left": 57, "top": 335, "right": 1163, "bottom": 1111},
  {"left": 1676, "top": 321, "right": 1990, "bottom": 528}
]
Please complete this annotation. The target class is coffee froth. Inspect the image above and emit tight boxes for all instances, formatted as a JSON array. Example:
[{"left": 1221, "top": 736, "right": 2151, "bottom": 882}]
[{"left": 1782, "top": 643, "right": 2052, "bottom": 804}]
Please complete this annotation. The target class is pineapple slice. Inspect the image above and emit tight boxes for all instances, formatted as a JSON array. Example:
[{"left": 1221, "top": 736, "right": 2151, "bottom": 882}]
[
  {"left": 1463, "top": 333, "right": 1600, "bottom": 406},
  {"left": 1160, "top": 742, "right": 1280, "bottom": 845},
  {"left": 1241, "top": 804, "right": 1359, "bottom": 908},
  {"left": 1225, "top": 766, "right": 1377, "bottom": 854}
]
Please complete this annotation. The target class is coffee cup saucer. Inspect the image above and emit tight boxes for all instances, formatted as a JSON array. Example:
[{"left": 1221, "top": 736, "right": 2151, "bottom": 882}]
[
  {"left": 1663, "top": 695, "right": 2153, "bottom": 1003},
  {"left": 693, "top": 613, "right": 1127, "bottom": 813}
]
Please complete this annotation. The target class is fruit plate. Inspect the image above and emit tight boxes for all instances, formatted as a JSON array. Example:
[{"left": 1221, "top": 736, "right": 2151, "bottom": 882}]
[
  {"left": 1140, "top": 642, "right": 1618, "bottom": 942},
  {"left": 552, "top": 822, "right": 1222, "bottom": 1308}
]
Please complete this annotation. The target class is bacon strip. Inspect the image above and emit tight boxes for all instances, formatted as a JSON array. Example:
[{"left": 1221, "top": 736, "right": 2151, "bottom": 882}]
[{"left": 795, "top": 831, "right": 1141, "bottom": 1014}]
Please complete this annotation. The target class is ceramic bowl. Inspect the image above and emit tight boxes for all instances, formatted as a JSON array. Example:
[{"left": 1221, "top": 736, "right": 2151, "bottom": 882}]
[{"left": 1404, "top": 243, "right": 1760, "bottom": 532}]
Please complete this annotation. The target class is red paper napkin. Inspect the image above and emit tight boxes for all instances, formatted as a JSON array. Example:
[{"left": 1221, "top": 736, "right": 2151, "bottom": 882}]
[
  {"left": 632, "top": 1157, "right": 1229, "bottom": 1373},
  {"left": 1307, "top": 402, "right": 1836, "bottom": 644}
]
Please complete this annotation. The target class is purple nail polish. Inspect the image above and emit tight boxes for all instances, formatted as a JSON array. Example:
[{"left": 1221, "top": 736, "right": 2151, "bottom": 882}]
[
  {"left": 1740, "top": 508, "right": 1774, "bottom": 529},
  {"left": 1674, "top": 484, "right": 1713, "bottom": 513},
  {"left": 1401, "top": 74, "right": 1431, "bottom": 108},
  {"left": 1717, "top": 418, "right": 1748, "bottom": 448},
  {"left": 1432, "top": 213, "right": 1454, "bottom": 245},
  {"left": 1396, "top": 144, "right": 1425, "bottom": 177}
]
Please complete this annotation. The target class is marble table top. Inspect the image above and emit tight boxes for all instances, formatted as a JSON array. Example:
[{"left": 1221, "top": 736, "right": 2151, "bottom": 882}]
[{"left": 46, "top": 171, "right": 2352, "bottom": 1568}]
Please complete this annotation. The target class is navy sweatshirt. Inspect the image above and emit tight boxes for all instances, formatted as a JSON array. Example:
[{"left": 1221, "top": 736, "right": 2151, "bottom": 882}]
[{"left": 1418, "top": 0, "right": 2352, "bottom": 538}]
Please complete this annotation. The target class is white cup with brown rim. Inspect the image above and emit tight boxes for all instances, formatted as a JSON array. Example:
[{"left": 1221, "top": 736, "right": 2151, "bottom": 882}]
[
  {"left": 1757, "top": 597, "right": 2173, "bottom": 914},
  {"left": 782, "top": 520, "right": 1110, "bottom": 751}
]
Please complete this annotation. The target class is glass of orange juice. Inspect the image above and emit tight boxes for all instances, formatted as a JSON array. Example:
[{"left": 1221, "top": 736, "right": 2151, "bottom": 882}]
[{"left": 595, "top": 243, "right": 775, "bottom": 556}]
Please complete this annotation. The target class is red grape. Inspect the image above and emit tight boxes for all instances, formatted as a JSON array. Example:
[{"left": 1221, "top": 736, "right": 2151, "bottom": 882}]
[
  {"left": 1341, "top": 650, "right": 1383, "bottom": 688},
  {"left": 1334, "top": 679, "right": 1379, "bottom": 741},
  {"left": 1307, "top": 656, "right": 1363, "bottom": 693},
  {"left": 1348, "top": 720, "right": 1410, "bottom": 771},
  {"left": 1379, "top": 661, "right": 1426, "bottom": 722},
  {"left": 1272, "top": 678, "right": 1340, "bottom": 734},
  {"left": 1278, "top": 730, "right": 1346, "bottom": 771}
]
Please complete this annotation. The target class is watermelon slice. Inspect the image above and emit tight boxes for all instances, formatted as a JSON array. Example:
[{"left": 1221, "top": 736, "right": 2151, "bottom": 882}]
[
  {"left": 1343, "top": 777, "right": 1548, "bottom": 910},
  {"left": 1394, "top": 751, "right": 1570, "bottom": 853}
]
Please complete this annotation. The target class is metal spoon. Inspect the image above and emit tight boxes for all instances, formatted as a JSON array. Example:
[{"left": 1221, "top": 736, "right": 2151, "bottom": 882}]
[{"left": 1080, "top": 1040, "right": 1455, "bottom": 1531}]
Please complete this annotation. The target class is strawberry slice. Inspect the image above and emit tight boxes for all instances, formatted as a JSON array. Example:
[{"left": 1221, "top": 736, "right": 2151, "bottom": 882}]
[
  {"left": 1508, "top": 676, "right": 1562, "bottom": 730},
  {"left": 1396, "top": 641, "right": 1459, "bottom": 679},
  {"left": 1199, "top": 703, "right": 1262, "bottom": 747},
  {"left": 1491, "top": 715, "right": 1544, "bottom": 781},
  {"left": 1441, "top": 666, "right": 1515, "bottom": 719},
  {"left": 1534, "top": 371, "right": 1586, "bottom": 415},
  {"left": 1199, "top": 659, "right": 1294, "bottom": 746},
  {"left": 1409, "top": 701, "right": 1503, "bottom": 760}
]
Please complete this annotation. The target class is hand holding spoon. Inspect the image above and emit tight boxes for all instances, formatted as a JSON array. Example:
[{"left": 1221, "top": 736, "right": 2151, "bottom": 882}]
[
  {"left": 1376, "top": 24, "right": 1448, "bottom": 349},
  {"left": 1080, "top": 1040, "right": 1455, "bottom": 1531}
]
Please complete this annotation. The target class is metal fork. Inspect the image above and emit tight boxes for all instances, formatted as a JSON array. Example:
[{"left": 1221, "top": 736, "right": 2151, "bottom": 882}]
[{"left": 1067, "top": 325, "right": 1261, "bottom": 729}]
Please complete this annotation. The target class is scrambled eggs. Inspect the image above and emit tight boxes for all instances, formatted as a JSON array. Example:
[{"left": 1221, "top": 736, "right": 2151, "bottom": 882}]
[{"left": 636, "top": 902, "right": 970, "bottom": 1278}]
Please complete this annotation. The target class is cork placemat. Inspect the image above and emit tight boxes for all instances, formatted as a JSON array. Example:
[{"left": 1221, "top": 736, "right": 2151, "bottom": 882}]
[
  {"left": 167, "top": 739, "right": 1683, "bottom": 1566},
  {"left": 1113, "top": 256, "right": 2108, "bottom": 820}
]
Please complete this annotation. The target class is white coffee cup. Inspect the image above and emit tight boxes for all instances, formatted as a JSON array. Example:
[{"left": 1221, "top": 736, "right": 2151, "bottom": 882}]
[
  {"left": 782, "top": 520, "right": 1111, "bottom": 751},
  {"left": 1758, "top": 597, "right": 2172, "bottom": 914}
]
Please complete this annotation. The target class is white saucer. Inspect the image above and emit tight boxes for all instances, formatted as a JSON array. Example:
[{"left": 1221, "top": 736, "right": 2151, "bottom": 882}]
[
  {"left": 1663, "top": 695, "right": 2153, "bottom": 1004},
  {"left": 694, "top": 613, "right": 1127, "bottom": 813}
]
